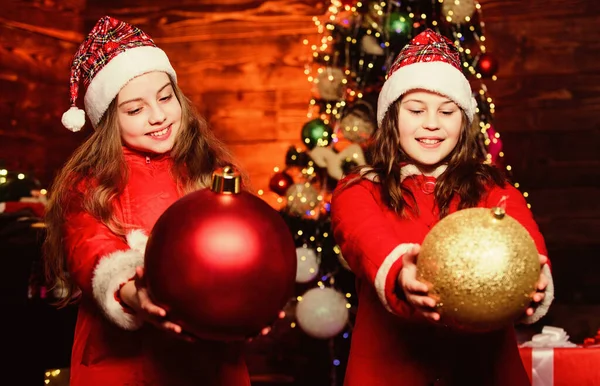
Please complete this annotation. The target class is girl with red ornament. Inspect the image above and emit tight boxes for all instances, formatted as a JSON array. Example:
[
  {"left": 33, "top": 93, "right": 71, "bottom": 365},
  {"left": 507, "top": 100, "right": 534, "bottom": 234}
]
[
  {"left": 43, "top": 16, "right": 250, "bottom": 386},
  {"left": 331, "top": 29, "right": 554, "bottom": 386}
]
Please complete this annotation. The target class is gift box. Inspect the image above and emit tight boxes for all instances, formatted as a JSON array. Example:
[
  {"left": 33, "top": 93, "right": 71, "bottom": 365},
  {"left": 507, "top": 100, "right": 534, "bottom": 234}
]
[{"left": 519, "top": 326, "right": 600, "bottom": 386}]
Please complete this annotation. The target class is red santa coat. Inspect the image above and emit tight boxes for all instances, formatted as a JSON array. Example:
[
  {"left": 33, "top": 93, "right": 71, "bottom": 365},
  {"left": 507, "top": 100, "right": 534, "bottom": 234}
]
[
  {"left": 63, "top": 147, "right": 250, "bottom": 386},
  {"left": 331, "top": 165, "right": 553, "bottom": 386}
]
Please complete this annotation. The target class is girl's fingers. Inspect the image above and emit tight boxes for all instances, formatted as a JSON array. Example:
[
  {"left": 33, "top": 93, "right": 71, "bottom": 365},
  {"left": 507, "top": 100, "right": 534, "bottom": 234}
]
[
  {"left": 151, "top": 305, "right": 167, "bottom": 317},
  {"left": 537, "top": 275, "right": 548, "bottom": 291},
  {"left": 142, "top": 301, "right": 166, "bottom": 317},
  {"left": 533, "top": 292, "right": 545, "bottom": 303},
  {"left": 163, "top": 321, "right": 182, "bottom": 334},
  {"left": 405, "top": 279, "right": 429, "bottom": 294},
  {"left": 407, "top": 294, "right": 437, "bottom": 309},
  {"left": 422, "top": 311, "right": 440, "bottom": 322}
]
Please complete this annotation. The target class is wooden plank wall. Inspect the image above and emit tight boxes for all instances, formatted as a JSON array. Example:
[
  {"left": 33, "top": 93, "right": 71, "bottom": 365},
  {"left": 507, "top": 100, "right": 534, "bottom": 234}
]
[
  {"left": 478, "top": 0, "right": 600, "bottom": 340},
  {"left": 0, "top": 0, "right": 88, "bottom": 184},
  {"left": 1, "top": 0, "right": 599, "bottom": 340}
]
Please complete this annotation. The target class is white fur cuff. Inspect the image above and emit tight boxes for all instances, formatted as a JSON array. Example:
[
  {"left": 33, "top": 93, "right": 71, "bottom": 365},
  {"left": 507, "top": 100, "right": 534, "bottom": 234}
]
[
  {"left": 92, "top": 247, "right": 144, "bottom": 330},
  {"left": 374, "top": 243, "right": 416, "bottom": 313},
  {"left": 126, "top": 229, "right": 149, "bottom": 254},
  {"left": 521, "top": 263, "right": 554, "bottom": 325}
]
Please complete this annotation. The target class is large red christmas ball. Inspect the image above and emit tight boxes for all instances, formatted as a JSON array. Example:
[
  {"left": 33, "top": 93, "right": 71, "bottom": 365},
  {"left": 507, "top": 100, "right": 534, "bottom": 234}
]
[{"left": 144, "top": 166, "right": 297, "bottom": 341}]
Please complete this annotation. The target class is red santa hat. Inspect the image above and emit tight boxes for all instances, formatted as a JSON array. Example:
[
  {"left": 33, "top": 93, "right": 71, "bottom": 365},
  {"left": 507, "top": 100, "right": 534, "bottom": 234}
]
[
  {"left": 61, "top": 16, "right": 177, "bottom": 132},
  {"left": 377, "top": 29, "right": 477, "bottom": 126}
]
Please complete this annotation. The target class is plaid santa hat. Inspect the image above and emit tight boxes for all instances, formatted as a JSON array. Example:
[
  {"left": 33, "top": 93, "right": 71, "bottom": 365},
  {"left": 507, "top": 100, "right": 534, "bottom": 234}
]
[
  {"left": 377, "top": 29, "right": 477, "bottom": 126},
  {"left": 61, "top": 16, "right": 177, "bottom": 132}
]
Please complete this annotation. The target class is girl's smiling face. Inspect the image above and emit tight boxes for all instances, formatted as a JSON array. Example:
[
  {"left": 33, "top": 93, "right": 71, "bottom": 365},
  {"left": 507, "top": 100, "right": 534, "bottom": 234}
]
[{"left": 117, "top": 71, "right": 182, "bottom": 154}]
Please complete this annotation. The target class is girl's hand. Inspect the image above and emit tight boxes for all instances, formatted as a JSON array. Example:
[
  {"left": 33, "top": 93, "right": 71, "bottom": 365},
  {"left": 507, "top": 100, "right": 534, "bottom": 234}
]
[
  {"left": 120, "top": 266, "right": 195, "bottom": 342},
  {"left": 524, "top": 254, "right": 549, "bottom": 317},
  {"left": 397, "top": 244, "right": 440, "bottom": 322}
]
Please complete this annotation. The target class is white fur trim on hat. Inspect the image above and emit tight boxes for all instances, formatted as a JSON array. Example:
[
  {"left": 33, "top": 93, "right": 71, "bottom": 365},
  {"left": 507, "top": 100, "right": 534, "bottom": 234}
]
[
  {"left": 377, "top": 61, "right": 477, "bottom": 126},
  {"left": 84, "top": 45, "right": 177, "bottom": 128}
]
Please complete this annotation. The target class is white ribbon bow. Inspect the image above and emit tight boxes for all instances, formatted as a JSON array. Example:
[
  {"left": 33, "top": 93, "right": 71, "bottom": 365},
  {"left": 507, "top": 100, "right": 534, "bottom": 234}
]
[
  {"left": 520, "top": 326, "right": 577, "bottom": 348},
  {"left": 520, "top": 326, "right": 577, "bottom": 386}
]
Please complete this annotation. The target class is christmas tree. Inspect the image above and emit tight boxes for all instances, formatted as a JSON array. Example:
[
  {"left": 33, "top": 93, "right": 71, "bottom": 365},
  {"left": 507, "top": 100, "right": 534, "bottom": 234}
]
[{"left": 255, "top": 1, "right": 518, "bottom": 384}]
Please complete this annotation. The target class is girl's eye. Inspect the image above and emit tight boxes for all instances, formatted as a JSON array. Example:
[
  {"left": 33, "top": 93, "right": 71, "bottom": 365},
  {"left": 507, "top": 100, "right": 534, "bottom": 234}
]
[
  {"left": 441, "top": 110, "right": 456, "bottom": 116},
  {"left": 160, "top": 94, "right": 173, "bottom": 102},
  {"left": 410, "top": 110, "right": 423, "bottom": 115},
  {"left": 127, "top": 108, "right": 142, "bottom": 116}
]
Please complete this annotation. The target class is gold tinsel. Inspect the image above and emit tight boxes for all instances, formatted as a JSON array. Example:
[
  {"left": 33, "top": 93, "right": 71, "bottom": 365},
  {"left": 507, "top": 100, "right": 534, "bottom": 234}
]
[{"left": 417, "top": 207, "right": 540, "bottom": 332}]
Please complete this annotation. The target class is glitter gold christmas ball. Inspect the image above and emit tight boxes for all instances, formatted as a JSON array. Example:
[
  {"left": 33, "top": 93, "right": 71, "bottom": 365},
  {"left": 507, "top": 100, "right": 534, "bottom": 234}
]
[{"left": 416, "top": 207, "right": 540, "bottom": 332}]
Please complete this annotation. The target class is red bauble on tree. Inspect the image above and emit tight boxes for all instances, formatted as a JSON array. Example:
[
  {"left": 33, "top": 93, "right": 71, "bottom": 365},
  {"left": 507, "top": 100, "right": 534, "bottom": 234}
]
[
  {"left": 144, "top": 166, "right": 297, "bottom": 341},
  {"left": 476, "top": 53, "right": 499, "bottom": 78},
  {"left": 268, "top": 171, "right": 294, "bottom": 196}
]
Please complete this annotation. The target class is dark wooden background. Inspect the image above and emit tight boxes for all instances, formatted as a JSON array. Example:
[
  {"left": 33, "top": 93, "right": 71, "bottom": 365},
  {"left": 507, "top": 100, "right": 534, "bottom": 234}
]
[{"left": 1, "top": 0, "right": 599, "bottom": 374}]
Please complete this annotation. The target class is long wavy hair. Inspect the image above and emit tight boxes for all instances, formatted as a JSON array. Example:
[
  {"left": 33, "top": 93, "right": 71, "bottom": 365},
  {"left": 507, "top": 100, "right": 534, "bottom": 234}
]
[
  {"left": 348, "top": 96, "right": 505, "bottom": 218},
  {"left": 44, "top": 77, "right": 244, "bottom": 307}
]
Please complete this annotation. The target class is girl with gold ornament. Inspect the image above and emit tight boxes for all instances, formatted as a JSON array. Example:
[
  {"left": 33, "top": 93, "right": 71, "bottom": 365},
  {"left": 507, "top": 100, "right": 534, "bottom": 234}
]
[
  {"left": 43, "top": 16, "right": 250, "bottom": 386},
  {"left": 331, "top": 29, "right": 553, "bottom": 386}
]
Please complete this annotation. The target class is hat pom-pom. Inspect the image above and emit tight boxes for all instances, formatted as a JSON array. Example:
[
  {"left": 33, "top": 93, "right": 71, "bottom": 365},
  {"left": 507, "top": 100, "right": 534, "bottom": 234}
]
[{"left": 61, "top": 106, "right": 86, "bottom": 132}]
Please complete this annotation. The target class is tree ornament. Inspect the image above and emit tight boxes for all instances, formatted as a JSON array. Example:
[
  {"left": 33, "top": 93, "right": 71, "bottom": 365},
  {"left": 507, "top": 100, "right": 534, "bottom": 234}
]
[
  {"left": 416, "top": 206, "right": 540, "bottom": 332},
  {"left": 442, "top": 0, "right": 477, "bottom": 24},
  {"left": 144, "top": 166, "right": 297, "bottom": 341},
  {"left": 295, "top": 247, "right": 320, "bottom": 283},
  {"left": 316, "top": 67, "right": 346, "bottom": 101},
  {"left": 363, "top": 1, "right": 384, "bottom": 30},
  {"left": 385, "top": 12, "right": 413, "bottom": 41},
  {"left": 476, "top": 53, "right": 499, "bottom": 78},
  {"left": 301, "top": 119, "right": 333, "bottom": 149},
  {"left": 361, "top": 35, "right": 385, "bottom": 56},
  {"left": 285, "top": 146, "right": 310, "bottom": 167},
  {"left": 308, "top": 143, "right": 366, "bottom": 180},
  {"left": 285, "top": 183, "right": 320, "bottom": 216},
  {"left": 296, "top": 287, "right": 349, "bottom": 339},
  {"left": 339, "top": 104, "right": 376, "bottom": 143},
  {"left": 268, "top": 171, "right": 294, "bottom": 196}
]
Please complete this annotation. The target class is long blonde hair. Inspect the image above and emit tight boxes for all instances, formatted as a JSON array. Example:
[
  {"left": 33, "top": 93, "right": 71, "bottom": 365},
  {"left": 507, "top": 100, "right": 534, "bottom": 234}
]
[{"left": 44, "top": 77, "right": 242, "bottom": 306}]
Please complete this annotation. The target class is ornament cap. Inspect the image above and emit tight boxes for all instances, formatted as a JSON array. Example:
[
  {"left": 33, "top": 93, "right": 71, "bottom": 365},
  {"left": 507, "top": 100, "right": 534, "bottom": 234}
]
[
  {"left": 492, "top": 206, "right": 506, "bottom": 219},
  {"left": 211, "top": 165, "right": 241, "bottom": 194}
]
